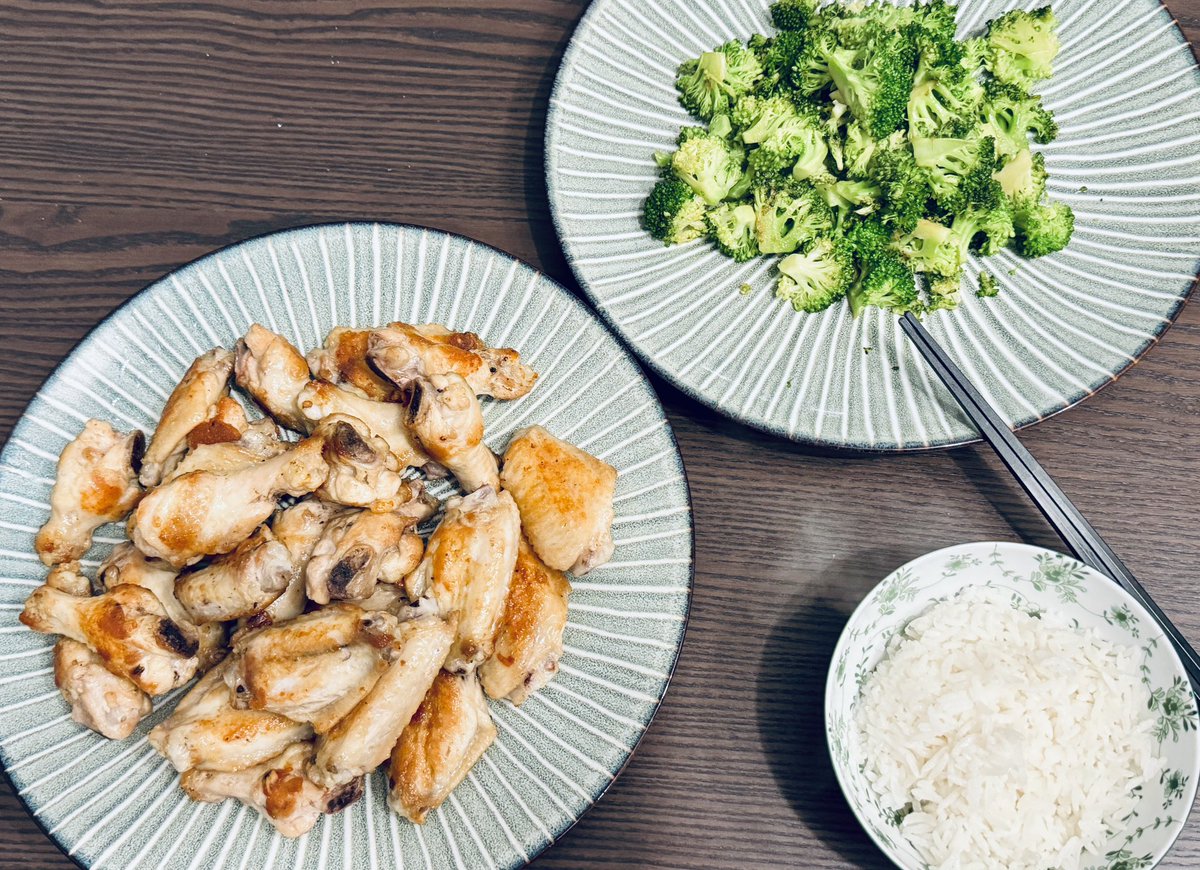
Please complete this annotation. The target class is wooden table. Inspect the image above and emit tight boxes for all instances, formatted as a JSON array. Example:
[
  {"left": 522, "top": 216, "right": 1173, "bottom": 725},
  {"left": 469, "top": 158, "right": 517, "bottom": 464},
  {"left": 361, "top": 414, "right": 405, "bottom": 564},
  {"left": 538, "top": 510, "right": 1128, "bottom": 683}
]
[{"left": 1, "top": 2, "right": 1197, "bottom": 867}]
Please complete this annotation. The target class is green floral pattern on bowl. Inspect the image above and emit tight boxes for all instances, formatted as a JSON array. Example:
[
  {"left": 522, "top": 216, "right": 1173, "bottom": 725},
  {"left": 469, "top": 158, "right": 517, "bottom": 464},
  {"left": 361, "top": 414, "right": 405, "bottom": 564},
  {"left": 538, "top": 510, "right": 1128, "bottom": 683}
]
[{"left": 825, "top": 542, "right": 1200, "bottom": 870}]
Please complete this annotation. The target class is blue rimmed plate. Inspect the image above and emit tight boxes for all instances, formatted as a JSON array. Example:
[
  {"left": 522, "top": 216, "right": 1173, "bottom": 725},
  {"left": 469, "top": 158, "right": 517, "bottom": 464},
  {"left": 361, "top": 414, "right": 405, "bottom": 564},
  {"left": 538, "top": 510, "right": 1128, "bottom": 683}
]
[{"left": 0, "top": 223, "right": 693, "bottom": 869}]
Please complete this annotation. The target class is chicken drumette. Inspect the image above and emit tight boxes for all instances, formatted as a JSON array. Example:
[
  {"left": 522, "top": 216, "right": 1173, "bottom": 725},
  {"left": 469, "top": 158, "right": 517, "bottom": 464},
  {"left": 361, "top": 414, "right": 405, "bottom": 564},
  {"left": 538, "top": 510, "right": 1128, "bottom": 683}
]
[
  {"left": 306, "top": 506, "right": 428, "bottom": 606},
  {"left": 141, "top": 348, "right": 235, "bottom": 487},
  {"left": 307, "top": 327, "right": 402, "bottom": 402},
  {"left": 36, "top": 420, "right": 144, "bottom": 566},
  {"left": 406, "top": 374, "right": 498, "bottom": 493},
  {"left": 368, "top": 323, "right": 536, "bottom": 399},
  {"left": 175, "top": 526, "right": 295, "bottom": 623},
  {"left": 313, "top": 414, "right": 410, "bottom": 512},
  {"left": 234, "top": 324, "right": 313, "bottom": 432},
  {"left": 297, "top": 380, "right": 431, "bottom": 472}
]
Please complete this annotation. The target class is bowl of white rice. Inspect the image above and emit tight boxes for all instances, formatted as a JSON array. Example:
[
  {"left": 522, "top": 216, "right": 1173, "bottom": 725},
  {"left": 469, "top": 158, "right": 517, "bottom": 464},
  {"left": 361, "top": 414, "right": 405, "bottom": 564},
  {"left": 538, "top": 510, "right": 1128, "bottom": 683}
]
[{"left": 826, "top": 541, "right": 1200, "bottom": 870}]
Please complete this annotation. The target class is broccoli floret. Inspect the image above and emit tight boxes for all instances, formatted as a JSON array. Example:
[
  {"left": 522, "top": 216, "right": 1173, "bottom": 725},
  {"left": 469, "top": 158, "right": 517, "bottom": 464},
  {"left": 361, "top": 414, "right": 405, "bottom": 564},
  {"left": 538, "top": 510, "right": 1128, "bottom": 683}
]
[
  {"left": 993, "top": 148, "right": 1047, "bottom": 211},
  {"left": 1014, "top": 199, "right": 1074, "bottom": 257},
  {"left": 948, "top": 199, "right": 1015, "bottom": 257},
  {"left": 643, "top": 177, "right": 708, "bottom": 244},
  {"left": 735, "top": 96, "right": 830, "bottom": 181},
  {"left": 842, "top": 122, "right": 898, "bottom": 178},
  {"left": 753, "top": 179, "right": 835, "bottom": 254},
  {"left": 793, "top": 28, "right": 838, "bottom": 97},
  {"left": 670, "top": 130, "right": 747, "bottom": 205},
  {"left": 819, "top": 178, "right": 882, "bottom": 231},
  {"left": 960, "top": 36, "right": 989, "bottom": 75},
  {"left": 709, "top": 113, "right": 735, "bottom": 139},
  {"left": 986, "top": 6, "right": 1060, "bottom": 89},
  {"left": 908, "top": 71, "right": 983, "bottom": 138},
  {"left": 847, "top": 218, "right": 895, "bottom": 266},
  {"left": 707, "top": 202, "right": 760, "bottom": 261},
  {"left": 676, "top": 41, "right": 764, "bottom": 120},
  {"left": 924, "top": 272, "right": 963, "bottom": 310},
  {"left": 770, "top": 0, "right": 816, "bottom": 32},
  {"left": 849, "top": 251, "right": 920, "bottom": 316},
  {"left": 893, "top": 217, "right": 961, "bottom": 277},
  {"left": 823, "top": 25, "right": 916, "bottom": 138},
  {"left": 977, "top": 270, "right": 1000, "bottom": 298},
  {"left": 911, "top": 134, "right": 999, "bottom": 211},
  {"left": 775, "top": 237, "right": 856, "bottom": 312},
  {"left": 754, "top": 30, "right": 810, "bottom": 93},
  {"left": 868, "top": 147, "right": 933, "bottom": 234},
  {"left": 978, "top": 80, "right": 1058, "bottom": 159}
]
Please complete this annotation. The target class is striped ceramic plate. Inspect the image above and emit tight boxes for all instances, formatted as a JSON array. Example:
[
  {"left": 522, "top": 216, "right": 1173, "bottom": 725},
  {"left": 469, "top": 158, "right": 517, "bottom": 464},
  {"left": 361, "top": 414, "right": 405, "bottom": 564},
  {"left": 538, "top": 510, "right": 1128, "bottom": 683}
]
[
  {"left": 0, "top": 224, "right": 693, "bottom": 869},
  {"left": 545, "top": 0, "right": 1200, "bottom": 449}
]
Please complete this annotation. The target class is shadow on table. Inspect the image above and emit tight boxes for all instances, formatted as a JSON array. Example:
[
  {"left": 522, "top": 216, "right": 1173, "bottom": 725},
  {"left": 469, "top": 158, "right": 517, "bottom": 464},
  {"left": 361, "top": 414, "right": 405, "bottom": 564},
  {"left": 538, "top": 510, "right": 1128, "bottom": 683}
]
[{"left": 754, "top": 554, "right": 896, "bottom": 870}]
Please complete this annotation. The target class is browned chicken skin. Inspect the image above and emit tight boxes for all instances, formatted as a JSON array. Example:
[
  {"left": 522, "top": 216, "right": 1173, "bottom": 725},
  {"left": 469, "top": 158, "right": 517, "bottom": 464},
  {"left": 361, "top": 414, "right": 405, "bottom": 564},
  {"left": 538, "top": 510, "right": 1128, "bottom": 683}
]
[
  {"left": 297, "top": 380, "right": 430, "bottom": 471},
  {"left": 22, "top": 581, "right": 198, "bottom": 694},
  {"left": 500, "top": 425, "right": 617, "bottom": 575},
  {"left": 312, "top": 613, "right": 454, "bottom": 788},
  {"left": 307, "top": 327, "right": 403, "bottom": 402},
  {"left": 388, "top": 670, "right": 496, "bottom": 824},
  {"left": 234, "top": 324, "right": 313, "bottom": 432},
  {"left": 314, "top": 414, "right": 411, "bottom": 512},
  {"left": 150, "top": 660, "right": 312, "bottom": 773},
  {"left": 129, "top": 434, "right": 328, "bottom": 567},
  {"left": 36, "top": 420, "right": 144, "bottom": 566},
  {"left": 141, "top": 348, "right": 235, "bottom": 487},
  {"left": 180, "top": 741, "right": 363, "bottom": 838},
  {"left": 406, "top": 374, "right": 499, "bottom": 493},
  {"left": 98, "top": 542, "right": 226, "bottom": 670},
  {"left": 405, "top": 486, "right": 519, "bottom": 674},
  {"left": 54, "top": 638, "right": 153, "bottom": 740},
  {"left": 480, "top": 536, "right": 571, "bottom": 705},
  {"left": 368, "top": 322, "right": 537, "bottom": 399}
]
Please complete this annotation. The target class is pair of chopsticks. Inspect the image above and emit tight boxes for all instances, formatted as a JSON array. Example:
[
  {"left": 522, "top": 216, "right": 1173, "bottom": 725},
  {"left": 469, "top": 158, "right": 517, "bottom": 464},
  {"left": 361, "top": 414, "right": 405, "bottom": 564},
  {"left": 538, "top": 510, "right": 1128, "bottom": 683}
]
[{"left": 900, "top": 311, "right": 1200, "bottom": 691}]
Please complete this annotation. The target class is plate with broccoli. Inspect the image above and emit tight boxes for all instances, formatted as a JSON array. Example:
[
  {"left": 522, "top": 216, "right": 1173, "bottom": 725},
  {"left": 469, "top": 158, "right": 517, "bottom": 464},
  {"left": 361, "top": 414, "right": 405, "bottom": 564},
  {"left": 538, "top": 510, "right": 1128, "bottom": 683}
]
[{"left": 545, "top": 0, "right": 1200, "bottom": 449}]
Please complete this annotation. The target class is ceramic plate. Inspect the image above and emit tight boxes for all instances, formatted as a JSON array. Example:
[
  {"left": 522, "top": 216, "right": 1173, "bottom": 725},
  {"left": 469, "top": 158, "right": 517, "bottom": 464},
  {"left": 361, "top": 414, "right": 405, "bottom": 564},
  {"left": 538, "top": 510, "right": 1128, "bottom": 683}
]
[
  {"left": 826, "top": 542, "right": 1200, "bottom": 868},
  {"left": 545, "top": 0, "right": 1200, "bottom": 449},
  {"left": 0, "top": 224, "right": 693, "bottom": 869}
]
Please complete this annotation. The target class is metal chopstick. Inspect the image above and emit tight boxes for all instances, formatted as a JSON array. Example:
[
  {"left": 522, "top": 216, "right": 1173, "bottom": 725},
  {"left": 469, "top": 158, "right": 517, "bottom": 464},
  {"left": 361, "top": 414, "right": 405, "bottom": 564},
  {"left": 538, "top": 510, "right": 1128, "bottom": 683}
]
[{"left": 899, "top": 311, "right": 1200, "bottom": 691}]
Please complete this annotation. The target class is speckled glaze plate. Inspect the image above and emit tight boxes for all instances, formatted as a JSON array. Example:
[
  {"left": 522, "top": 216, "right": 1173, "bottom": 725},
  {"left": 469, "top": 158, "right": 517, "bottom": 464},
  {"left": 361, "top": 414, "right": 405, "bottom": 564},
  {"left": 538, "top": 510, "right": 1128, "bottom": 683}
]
[
  {"left": 545, "top": 0, "right": 1200, "bottom": 449},
  {"left": 0, "top": 224, "right": 693, "bottom": 869}
]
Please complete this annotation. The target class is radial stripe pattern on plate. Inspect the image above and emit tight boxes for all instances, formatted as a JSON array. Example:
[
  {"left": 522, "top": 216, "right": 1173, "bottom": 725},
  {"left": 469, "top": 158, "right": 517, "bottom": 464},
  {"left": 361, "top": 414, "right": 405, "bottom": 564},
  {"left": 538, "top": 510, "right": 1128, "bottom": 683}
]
[
  {"left": 545, "top": 0, "right": 1200, "bottom": 449},
  {"left": 0, "top": 224, "right": 693, "bottom": 870}
]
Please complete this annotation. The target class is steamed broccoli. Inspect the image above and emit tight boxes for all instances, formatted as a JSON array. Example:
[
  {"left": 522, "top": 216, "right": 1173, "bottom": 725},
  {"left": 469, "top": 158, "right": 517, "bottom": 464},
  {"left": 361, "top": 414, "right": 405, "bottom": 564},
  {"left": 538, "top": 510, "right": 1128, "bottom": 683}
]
[
  {"left": 753, "top": 178, "right": 834, "bottom": 254},
  {"left": 849, "top": 251, "right": 920, "bottom": 316},
  {"left": 948, "top": 199, "right": 1015, "bottom": 257},
  {"left": 978, "top": 80, "right": 1058, "bottom": 159},
  {"left": 770, "top": 0, "right": 816, "bottom": 32},
  {"left": 908, "top": 70, "right": 983, "bottom": 138},
  {"left": 977, "top": 270, "right": 1000, "bottom": 298},
  {"left": 985, "top": 6, "right": 1060, "bottom": 89},
  {"left": 707, "top": 202, "right": 761, "bottom": 261},
  {"left": 893, "top": 218, "right": 962, "bottom": 278},
  {"left": 911, "top": 133, "right": 999, "bottom": 211},
  {"left": 676, "top": 41, "right": 764, "bottom": 120},
  {"left": 868, "top": 147, "right": 933, "bottom": 233},
  {"left": 819, "top": 178, "right": 882, "bottom": 230},
  {"left": 775, "top": 237, "right": 856, "bottom": 311},
  {"left": 823, "top": 24, "right": 917, "bottom": 138},
  {"left": 644, "top": 177, "right": 708, "bottom": 244},
  {"left": 994, "top": 148, "right": 1047, "bottom": 210},
  {"left": 1014, "top": 199, "right": 1074, "bottom": 257},
  {"left": 670, "top": 130, "right": 748, "bottom": 205}
]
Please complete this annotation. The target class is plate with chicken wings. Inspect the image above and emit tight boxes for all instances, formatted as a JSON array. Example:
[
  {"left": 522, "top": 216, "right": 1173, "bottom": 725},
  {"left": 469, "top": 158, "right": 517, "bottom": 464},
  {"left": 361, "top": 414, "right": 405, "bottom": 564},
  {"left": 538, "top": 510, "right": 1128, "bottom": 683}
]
[{"left": 0, "top": 224, "right": 692, "bottom": 870}]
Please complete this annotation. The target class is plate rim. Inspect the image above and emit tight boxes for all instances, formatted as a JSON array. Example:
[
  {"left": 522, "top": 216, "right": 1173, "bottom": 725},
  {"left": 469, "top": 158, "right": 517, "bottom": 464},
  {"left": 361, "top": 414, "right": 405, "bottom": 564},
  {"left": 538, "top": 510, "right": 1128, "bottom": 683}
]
[
  {"left": 822, "top": 540, "right": 1200, "bottom": 869},
  {"left": 542, "top": 0, "right": 1200, "bottom": 453},
  {"left": 0, "top": 220, "right": 697, "bottom": 870}
]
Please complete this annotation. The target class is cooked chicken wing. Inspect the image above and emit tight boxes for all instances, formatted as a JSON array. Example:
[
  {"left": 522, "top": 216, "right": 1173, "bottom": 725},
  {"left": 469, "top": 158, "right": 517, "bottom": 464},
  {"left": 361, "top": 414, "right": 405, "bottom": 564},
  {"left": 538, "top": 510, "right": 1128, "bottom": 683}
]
[
  {"left": 405, "top": 486, "right": 519, "bottom": 673},
  {"left": 234, "top": 324, "right": 312, "bottom": 432},
  {"left": 184, "top": 396, "right": 250, "bottom": 449},
  {"left": 150, "top": 660, "right": 311, "bottom": 773},
  {"left": 141, "top": 348, "right": 235, "bottom": 487},
  {"left": 22, "top": 582, "right": 198, "bottom": 694},
  {"left": 306, "top": 509, "right": 425, "bottom": 605},
  {"left": 225, "top": 605, "right": 409, "bottom": 733},
  {"left": 45, "top": 561, "right": 92, "bottom": 596},
  {"left": 307, "top": 327, "right": 402, "bottom": 402},
  {"left": 98, "top": 542, "right": 225, "bottom": 670},
  {"left": 500, "top": 425, "right": 617, "bottom": 575},
  {"left": 36, "top": 420, "right": 144, "bottom": 566},
  {"left": 165, "top": 413, "right": 286, "bottom": 483},
  {"left": 314, "top": 415, "right": 411, "bottom": 512},
  {"left": 180, "top": 741, "right": 363, "bottom": 838},
  {"left": 368, "top": 323, "right": 537, "bottom": 399},
  {"left": 406, "top": 374, "right": 498, "bottom": 493},
  {"left": 176, "top": 526, "right": 295, "bottom": 623},
  {"left": 311, "top": 613, "right": 454, "bottom": 787},
  {"left": 236, "top": 500, "right": 341, "bottom": 633},
  {"left": 480, "top": 536, "right": 571, "bottom": 705},
  {"left": 130, "top": 434, "right": 328, "bottom": 567},
  {"left": 54, "top": 638, "right": 152, "bottom": 740},
  {"left": 388, "top": 670, "right": 496, "bottom": 823},
  {"left": 297, "top": 380, "right": 430, "bottom": 471}
]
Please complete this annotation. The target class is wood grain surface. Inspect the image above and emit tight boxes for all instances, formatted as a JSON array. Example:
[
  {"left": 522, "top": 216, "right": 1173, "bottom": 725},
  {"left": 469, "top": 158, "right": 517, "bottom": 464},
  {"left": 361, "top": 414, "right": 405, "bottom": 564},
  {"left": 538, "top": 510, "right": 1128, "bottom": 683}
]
[{"left": 1, "top": 1, "right": 1198, "bottom": 867}]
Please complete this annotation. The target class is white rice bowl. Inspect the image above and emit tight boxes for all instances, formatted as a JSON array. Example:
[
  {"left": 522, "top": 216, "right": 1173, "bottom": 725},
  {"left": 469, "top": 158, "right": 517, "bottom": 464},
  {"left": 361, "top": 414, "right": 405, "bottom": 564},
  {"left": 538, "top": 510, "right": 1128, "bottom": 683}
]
[{"left": 826, "top": 543, "right": 1200, "bottom": 870}]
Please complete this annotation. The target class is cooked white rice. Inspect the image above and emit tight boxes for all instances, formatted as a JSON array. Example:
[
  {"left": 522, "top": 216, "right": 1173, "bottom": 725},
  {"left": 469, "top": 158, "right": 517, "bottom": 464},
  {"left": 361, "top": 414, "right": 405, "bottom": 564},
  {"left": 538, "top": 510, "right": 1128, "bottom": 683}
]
[{"left": 855, "top": 588, "right": 1163, "bottom": 870}]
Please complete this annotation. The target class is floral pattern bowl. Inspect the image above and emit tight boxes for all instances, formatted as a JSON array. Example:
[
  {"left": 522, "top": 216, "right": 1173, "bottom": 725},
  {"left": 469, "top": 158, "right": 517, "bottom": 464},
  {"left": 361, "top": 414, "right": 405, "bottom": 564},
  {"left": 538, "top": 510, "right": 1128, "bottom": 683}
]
[{"left": 825, "top": 542, "right": 1200, "bottom": 870}]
